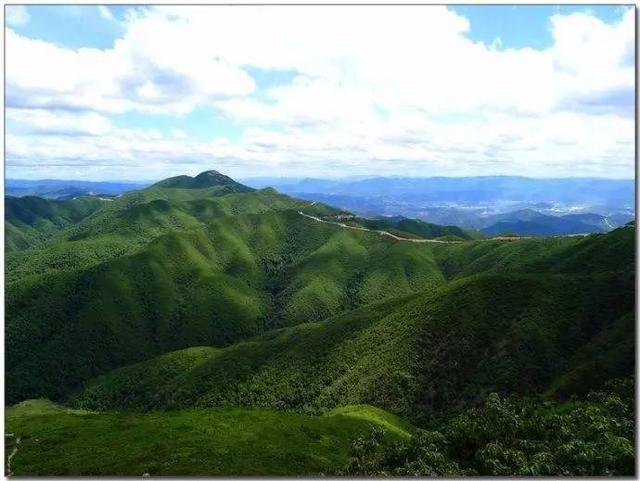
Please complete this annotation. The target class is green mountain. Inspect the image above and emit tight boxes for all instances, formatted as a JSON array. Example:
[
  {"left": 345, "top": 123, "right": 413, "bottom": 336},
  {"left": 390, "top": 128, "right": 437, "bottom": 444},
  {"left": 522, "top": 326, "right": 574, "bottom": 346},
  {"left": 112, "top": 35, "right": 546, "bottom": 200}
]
[
  {"left": 151, "top": 169, "right": 254, "bottom": 192},
  {"left": 6, "top": 174, "right": 458, "bottom": 404},
  {"left": 5, "top": 195, "right": 105, "bottom": 251},
  {"left": 479, "top": 209, "right": 607, "bottom": 237},
  {"left": 5, "top": 171, "right": 635, "bottom": 476},
  {"left": 71, "top": 258, "right": 633, "bottom": 423},
  {"left": 347, "top": 215, "right": 476, "bottom": 241}
]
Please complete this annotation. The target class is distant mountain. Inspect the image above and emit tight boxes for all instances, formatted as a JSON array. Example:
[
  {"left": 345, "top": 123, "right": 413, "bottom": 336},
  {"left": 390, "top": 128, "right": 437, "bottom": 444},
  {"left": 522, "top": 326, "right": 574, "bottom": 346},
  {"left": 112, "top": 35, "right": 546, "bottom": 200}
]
[
  {"left": 6, "top": 179, "right": 149, "bottom": 199},
  {"left": 243, "top": 176, "right": 634, "bottom": 207},
  {"left": 243, "top": 176, "right": 634, "bottom": 235},
  {"left": 353, "top": 215, "right": 476, "bottom": 240},
  {"left": 479, "top": 209, "right": 621, "bottom": 236}
]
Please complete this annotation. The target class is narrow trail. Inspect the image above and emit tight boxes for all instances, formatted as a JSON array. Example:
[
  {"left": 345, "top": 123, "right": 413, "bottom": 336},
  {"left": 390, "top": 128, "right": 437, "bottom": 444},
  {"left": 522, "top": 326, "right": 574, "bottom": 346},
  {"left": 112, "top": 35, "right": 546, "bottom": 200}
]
[
  {"left": 6, "top": 434, "right": 21, "bottom": 477},
  {"left": 298, "top": 211, "right": 523, "bottom": 244}
]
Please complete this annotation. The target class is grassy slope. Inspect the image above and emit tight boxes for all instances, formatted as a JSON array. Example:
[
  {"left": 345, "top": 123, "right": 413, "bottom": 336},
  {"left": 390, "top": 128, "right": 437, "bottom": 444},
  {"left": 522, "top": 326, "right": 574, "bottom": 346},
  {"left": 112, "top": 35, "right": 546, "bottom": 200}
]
[
  {"left": 5, "top": 399, "right": 409, "bottom": 476},
  {"left": 72, "top": 229, "right": 634, "bottom": 425}
]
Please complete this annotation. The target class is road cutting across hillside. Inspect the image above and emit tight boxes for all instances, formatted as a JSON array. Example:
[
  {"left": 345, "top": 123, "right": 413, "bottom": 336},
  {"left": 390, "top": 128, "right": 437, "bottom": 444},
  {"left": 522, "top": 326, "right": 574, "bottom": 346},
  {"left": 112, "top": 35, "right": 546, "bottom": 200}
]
[{"left": 298, "top": 211, "right": 533, "bottom": 243}]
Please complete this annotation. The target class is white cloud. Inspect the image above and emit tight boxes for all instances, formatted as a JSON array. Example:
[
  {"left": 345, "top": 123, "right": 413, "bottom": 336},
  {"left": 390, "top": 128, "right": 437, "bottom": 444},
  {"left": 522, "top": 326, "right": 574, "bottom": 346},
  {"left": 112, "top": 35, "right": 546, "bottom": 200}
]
[
  {"left": 6, "top": 26, "right": 255, "bottom": 115},
  {"left": 4, "top": 6, "right": 636, "bottom": 179},
  {"left": 6, "top": 108, "right": 633, "bottom": 180},
  {"left": 7, "top": 108, "right": 113, "bottom": 136},
  {"left": 6, "top": 5, "right": 30, "bottom": 27}
]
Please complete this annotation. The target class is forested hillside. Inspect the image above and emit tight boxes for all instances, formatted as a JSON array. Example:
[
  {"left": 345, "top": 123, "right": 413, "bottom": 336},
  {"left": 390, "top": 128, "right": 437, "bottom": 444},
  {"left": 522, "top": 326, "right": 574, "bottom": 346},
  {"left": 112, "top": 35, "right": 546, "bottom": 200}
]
[{"left": 5, "top": 171, "right": 635, "bottom": 476}]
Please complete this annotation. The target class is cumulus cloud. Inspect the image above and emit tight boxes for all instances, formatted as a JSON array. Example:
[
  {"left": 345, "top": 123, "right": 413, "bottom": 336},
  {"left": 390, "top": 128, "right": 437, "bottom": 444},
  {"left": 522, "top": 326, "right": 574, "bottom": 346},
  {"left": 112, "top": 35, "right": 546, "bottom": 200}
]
[
  {"left": 4, "top": 5, "right": 636, "bottom": 179},
  {"left": 6, "top": 26, "right": 255, "bottom": 115}
]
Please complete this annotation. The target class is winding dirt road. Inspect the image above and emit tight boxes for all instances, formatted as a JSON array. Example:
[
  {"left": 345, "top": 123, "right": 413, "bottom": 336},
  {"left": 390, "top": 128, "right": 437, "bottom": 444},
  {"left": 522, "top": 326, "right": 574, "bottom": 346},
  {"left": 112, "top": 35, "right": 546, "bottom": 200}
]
[
  {"left": 298, "top": 211, "right": 518, "bottom": 244},
  {"left": 296, "top": 211, "right": 601, "bottom": 244}
]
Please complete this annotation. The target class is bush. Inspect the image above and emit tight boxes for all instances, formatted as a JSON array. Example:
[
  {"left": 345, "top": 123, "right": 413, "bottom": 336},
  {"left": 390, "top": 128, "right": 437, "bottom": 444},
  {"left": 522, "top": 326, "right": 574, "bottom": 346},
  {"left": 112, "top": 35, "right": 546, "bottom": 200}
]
[{"left": 338, "top": 379, "right": 634, "bottom": 476}]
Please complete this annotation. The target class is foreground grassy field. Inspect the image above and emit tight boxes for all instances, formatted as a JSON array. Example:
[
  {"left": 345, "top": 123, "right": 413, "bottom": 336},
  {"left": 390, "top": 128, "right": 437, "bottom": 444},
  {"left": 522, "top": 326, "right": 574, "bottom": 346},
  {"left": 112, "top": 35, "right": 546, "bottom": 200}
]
[
  {"left": 6, "top": 384, "right": 633, "bottom": 477},
  {"left": 5, "top": 400, "right": 410, "bottom": 476}
]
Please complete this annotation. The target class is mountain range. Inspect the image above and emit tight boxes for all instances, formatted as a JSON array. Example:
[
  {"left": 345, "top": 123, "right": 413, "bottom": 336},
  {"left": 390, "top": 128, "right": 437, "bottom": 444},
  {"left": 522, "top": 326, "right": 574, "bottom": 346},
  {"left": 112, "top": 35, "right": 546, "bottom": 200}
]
[
  {"left": 243, "top": 176, "right": 634, "bottom": 235},
  {"left": 9, "top": 176, "right": 633, "bottom": 237},
  {"left": 5, "top": 170, "right": 635, "bottom": 476},
  {"left": 6, "top": 178, "right": 149, "bottom": 200}
]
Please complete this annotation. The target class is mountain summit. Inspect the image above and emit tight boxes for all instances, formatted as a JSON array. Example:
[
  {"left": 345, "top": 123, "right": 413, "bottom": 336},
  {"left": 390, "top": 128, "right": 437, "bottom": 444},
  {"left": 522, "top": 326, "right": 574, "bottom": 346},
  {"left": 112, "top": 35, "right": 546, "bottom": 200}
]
[{"left": 152, "top": 169, "right": 253, "bottom": 192}]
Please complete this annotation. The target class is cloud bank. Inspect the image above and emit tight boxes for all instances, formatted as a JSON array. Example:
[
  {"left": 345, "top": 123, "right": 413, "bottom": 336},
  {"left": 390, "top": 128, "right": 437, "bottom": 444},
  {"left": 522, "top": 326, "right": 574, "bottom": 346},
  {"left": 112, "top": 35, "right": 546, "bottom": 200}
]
[{"left": 5, "top": 6, "right": 635, "bottom": 180}]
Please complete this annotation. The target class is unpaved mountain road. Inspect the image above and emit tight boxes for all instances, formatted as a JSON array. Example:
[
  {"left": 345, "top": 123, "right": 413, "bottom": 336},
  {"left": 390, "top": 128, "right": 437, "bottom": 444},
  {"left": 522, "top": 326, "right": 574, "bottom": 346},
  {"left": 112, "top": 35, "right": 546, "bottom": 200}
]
[
  {"left": 298, "top": 211, "right": 593, "bottom": 243},
  {"left": 298, "top": 211, "right": 526, "bottom": 244}
]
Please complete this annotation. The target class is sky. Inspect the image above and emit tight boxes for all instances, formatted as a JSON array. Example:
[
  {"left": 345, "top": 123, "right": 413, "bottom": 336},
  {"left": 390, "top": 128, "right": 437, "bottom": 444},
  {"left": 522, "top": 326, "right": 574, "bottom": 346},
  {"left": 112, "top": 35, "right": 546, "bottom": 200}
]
[{"left": 5, "top": 4, "right": 636, "bottom": 181}]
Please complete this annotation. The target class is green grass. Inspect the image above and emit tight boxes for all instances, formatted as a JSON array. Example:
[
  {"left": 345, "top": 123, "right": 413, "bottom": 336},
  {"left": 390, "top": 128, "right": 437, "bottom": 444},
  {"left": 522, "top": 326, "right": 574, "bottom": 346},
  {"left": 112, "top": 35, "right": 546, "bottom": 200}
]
[
  {"left": 327, "top": 405, "right": 414, "bottom": 438},
  {"left": 5, "top": 400, "right": 409, "bottom": 476}
]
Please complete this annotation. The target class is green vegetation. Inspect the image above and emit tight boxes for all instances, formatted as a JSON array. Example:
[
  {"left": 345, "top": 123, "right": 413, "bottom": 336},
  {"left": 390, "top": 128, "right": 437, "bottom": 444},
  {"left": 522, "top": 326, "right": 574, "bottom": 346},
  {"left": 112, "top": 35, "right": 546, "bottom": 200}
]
[
  {"left": 5, "top": 195, "right": 104, "bottom": 251},
  {"left": 5, "top": 400, "right": 408, "bottom": 476},
  {"left": 339, "top": 380, "right": 634, "bottom": 476},
  {"left": 346, "top": 216, "right": 475, "bottom": 240},
  {"left": 72, "top": 268, "right": 633, "bottom": 425},
  {"left": 5, "top": 171, "right": 635, "bottom": 476},
  {"left": 7, "top": 182, "right": 450, "bottom": 404}
]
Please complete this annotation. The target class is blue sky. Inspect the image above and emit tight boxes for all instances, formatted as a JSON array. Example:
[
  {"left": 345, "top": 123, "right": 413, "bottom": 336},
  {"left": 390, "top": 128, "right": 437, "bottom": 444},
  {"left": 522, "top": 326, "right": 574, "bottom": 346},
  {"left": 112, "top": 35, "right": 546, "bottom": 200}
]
[
  {"left": 451, "top": 5, "right": 630, "bottom": 49},
  {"left": 9, "top": 5, "right": 127, "bottom": 49},
  {"left": 5, "top": 5, "right": 635, "bottom": 180}
]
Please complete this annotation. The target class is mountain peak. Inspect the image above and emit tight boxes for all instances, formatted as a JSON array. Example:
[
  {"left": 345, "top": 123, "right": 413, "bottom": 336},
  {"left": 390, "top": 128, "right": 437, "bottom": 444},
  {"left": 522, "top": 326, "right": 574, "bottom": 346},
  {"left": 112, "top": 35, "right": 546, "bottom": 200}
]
[
  {"left": 193, "top": 170, "right": 234, "bottom": 186},
  {"left": 151, "top": 170, "right": 253, "bottom": 192},
  {"left": 195, "top": 169, "right": 223, "bottom": 178}
]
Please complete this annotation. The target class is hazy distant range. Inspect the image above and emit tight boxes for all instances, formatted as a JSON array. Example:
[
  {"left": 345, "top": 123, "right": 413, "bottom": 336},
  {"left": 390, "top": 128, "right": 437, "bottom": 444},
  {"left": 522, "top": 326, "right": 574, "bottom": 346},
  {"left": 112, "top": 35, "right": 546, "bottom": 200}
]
[
  {"left": 242, "top": 176, "right": 635, "bottom": 235},
  {"left": 6, "top": 176, "right": 635, "bottom": 236}
]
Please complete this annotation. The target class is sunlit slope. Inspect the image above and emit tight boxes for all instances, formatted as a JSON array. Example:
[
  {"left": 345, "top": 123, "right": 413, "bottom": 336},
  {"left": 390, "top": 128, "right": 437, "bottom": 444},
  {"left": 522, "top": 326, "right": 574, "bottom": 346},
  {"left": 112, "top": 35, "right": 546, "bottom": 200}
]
[
  {"left": 73, "top": 229, "right": 633, "bottom": 423},
  {"left": 5, "top": 399, "right": 409, "bottom": 476},
  {"left": 5, "top": 186, "right": 338, "bottom": 284}
]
